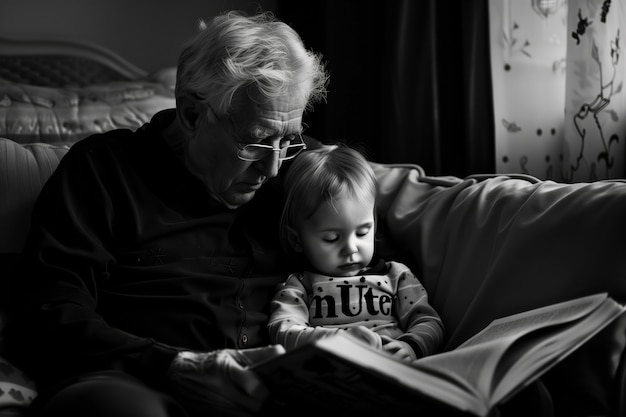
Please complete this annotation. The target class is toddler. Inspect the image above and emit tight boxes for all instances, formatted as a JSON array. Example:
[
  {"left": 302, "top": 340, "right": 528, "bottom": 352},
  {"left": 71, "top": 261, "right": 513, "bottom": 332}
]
[{"left": 268, "top": 145, "right": 444, "bottom": 360}]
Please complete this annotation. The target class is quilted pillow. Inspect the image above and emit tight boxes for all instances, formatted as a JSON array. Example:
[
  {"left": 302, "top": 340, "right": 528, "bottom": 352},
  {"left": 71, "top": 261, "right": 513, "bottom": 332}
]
[{"left": 0, "top": 67, "right": 175, "bottom": 145}]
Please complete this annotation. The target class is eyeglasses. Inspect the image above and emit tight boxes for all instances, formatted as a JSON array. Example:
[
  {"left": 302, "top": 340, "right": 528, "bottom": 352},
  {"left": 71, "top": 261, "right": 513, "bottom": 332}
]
[{"left": 206, "top": 103, "right": 307, "bottom": 162}]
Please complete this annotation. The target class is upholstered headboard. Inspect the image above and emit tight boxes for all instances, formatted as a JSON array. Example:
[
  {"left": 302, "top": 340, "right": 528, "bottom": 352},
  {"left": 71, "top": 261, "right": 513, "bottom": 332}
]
[{"left": 0, "top": 36, "right": 176, "bottom": 145}]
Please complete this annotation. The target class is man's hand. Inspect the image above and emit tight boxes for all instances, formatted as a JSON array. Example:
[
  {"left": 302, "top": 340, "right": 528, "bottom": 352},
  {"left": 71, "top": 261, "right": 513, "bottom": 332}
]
[{"left": 166, "top": 345, "right": 283, "bottom": 417}]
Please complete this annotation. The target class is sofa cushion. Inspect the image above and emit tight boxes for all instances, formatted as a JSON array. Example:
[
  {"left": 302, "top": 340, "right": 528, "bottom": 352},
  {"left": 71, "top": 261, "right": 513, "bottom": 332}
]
[{"left": 0, "top": 138, "right": 69, "bottom": 254}]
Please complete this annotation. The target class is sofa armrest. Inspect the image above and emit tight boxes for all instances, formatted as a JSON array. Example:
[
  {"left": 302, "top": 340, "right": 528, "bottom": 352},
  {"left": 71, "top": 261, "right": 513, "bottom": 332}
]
[{"left": 0, "top": 139, "right": 69, "bottom": 253}]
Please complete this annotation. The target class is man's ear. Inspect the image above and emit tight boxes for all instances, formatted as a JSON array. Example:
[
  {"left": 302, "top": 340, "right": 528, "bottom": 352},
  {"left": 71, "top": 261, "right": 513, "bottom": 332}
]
[
  {"left": 177, "top": 92, "right": 202, "bottom": 133},
  {"left": 286, "top": 226, "right": 303, "bottom": 252}
]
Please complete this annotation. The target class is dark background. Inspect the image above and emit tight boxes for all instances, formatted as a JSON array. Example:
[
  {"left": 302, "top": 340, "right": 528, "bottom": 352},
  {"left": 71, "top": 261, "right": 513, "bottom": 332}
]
[{"left": 274, "top": 0, "right": 495, "bottom": 177}]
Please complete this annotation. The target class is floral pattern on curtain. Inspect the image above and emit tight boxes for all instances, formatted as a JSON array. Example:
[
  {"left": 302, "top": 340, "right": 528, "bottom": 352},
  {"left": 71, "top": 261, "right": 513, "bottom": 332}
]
[{"left": 489, "top": 0, "right": 625, "bottom": 181}]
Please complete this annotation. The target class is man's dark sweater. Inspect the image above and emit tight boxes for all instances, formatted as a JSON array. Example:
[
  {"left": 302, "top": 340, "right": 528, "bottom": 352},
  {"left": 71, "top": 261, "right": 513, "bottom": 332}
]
[{"left": 6, "top": 110, "right": 290, "bottom": 390}]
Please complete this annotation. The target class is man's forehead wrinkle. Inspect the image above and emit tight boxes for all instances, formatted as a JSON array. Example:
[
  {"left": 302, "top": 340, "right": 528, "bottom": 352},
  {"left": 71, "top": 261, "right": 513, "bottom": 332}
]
[
  {"left": 254, "top": 107, "right": 306, "bottom": 129},
  {"left": 257, "top": 114, "right": 303, "bottom": 128},
  {"left": 232, "top": 91, "right": 307, "bottom": 138},
  {"left": 254, "top": 109, "right": 305, "bottom": 135},
  {"left": 250, "top": 123, "right": 303, "bottom": 139},
  {"left": 260, "top": 108, "right": 306, "bottom": 119}
]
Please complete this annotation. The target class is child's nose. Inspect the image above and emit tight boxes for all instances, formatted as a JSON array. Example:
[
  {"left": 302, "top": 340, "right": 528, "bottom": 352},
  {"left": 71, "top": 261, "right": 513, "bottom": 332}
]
[{"left": 341, "top": 237, "right": 359, "bottom": 256}]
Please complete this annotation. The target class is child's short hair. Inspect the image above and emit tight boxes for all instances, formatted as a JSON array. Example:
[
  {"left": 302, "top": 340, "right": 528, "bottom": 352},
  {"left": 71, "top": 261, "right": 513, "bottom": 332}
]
[{"left": 279, "top": 144, "right": 377, "bottom": 254}]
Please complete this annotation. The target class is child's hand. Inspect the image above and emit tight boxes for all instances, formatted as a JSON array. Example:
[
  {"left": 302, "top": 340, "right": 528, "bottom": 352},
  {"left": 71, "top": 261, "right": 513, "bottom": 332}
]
[
  {"left": 344, "top": 326, "right": 383, "bottom": 349},
  {"left": 381, "top": 338, "right": 419, "bottom": 361}
]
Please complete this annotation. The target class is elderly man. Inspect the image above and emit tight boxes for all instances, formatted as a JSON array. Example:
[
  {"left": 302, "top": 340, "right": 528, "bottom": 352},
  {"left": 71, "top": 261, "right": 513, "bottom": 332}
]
[{"left": 5, "top": 10, "right": 327, "bottom": 417}]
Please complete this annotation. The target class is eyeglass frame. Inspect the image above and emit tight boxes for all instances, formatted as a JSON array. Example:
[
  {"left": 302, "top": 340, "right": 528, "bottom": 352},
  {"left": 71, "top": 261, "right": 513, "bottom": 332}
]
[{"left": 205, "top": 102, "right": 307, "bottom": 162}]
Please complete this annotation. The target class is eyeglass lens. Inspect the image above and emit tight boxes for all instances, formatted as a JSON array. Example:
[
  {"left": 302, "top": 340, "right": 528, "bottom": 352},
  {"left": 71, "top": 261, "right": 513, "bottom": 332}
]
[{"left": 239, "top": 142, "right": 306, "bottom": 161}]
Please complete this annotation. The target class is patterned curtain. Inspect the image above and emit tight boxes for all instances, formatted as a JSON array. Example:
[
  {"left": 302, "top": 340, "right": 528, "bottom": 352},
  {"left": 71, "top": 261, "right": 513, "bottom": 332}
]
[{"left": 489, "top": 0, "right": 626, "bottom": 181}]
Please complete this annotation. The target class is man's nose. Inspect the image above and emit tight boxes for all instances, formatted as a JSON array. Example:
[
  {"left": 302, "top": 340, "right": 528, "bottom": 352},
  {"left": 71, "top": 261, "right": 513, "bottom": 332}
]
[{"left": 256, "top": 150, "right": 281, "bottom": 179}]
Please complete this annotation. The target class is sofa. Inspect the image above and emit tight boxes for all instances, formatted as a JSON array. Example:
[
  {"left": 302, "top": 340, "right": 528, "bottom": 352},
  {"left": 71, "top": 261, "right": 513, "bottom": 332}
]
[{"left": 2, "top": 136, "right": 626, "bottom": 416}]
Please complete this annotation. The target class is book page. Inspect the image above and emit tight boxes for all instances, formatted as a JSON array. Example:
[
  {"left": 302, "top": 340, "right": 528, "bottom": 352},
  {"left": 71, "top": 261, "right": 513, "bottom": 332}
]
[
  {"left": 490, "top": 299, "right": 626, "bottom": 405},
  {"left": 414, "top": 337, "right": 513, "bottom": 400},
  {"left": 458, "top": 293, "right": 607, "bottom": 349},
  {"left": 412, "top": 294, "right": 609, "bottom": 397},
  {"left": 253, "top": 331, "right": 487, "bottom": 415}
]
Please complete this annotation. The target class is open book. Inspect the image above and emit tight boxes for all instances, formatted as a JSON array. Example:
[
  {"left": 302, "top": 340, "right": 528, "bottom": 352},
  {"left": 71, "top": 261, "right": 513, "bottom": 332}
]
[{"left": 251, "top": 293, "right": 626, "bottom": 416}]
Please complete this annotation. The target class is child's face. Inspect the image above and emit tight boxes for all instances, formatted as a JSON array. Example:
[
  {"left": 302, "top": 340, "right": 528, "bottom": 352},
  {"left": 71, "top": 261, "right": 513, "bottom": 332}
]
[{"left": 296, "top": 196, "right": 375, "bottom": 276}]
